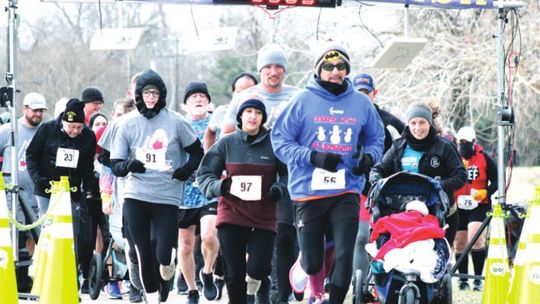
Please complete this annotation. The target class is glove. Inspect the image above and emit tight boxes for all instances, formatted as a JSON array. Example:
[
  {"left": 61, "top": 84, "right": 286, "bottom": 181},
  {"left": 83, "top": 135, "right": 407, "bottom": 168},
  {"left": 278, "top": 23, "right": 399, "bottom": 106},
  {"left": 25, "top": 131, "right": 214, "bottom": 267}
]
[
  {"left": 126, "top": 159, "right": 146, "bottom": 173},
  {"left": 310, "top": 151, "right": 342, "bottom": 172},
  {"left": 267, "top": 184, "right": 284, "bottom": 202},
  {"left": 472, "top": 189, "right": 488, "bottom": 201},
  {"left": 220, "top": 177, "right": 232, "bottom": 196},
  {"left": 352, "top": 152, "right": 374, "bottom": 176},
  {"left": 368, "top": 173, "right": 381, "bottom": 187},
  {"left": 172, "top": 167, "right": 191, "bottom": 181}
]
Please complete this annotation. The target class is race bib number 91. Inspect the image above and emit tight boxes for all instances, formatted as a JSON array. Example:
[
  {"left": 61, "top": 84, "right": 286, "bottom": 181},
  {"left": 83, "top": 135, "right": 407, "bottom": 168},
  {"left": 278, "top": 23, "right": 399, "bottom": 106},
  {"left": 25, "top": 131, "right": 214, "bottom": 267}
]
[{"left": 136, "top": 148, "right": 169, "bottom": 171}]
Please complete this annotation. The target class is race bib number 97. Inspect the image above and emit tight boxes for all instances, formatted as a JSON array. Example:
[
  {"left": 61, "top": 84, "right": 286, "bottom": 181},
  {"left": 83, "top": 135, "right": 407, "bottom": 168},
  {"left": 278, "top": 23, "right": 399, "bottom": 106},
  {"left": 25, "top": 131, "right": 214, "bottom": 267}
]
[{"left": 230, "top": 175, "right": 262, "bottom": 201}]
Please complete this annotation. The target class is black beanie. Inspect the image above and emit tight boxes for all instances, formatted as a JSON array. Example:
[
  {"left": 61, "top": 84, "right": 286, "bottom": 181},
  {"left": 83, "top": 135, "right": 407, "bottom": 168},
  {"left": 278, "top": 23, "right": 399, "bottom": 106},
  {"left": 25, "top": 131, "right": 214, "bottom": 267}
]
[
  {"left": 81, "top": 86, "right": 104, "bottom": 103},
  {"left": 236, "top": 98, "right": 267, "bottom": 126},
  {"left": 62, "top": 98, "right": 85, "bottom": 123},
  {"left": 183, "top": 82, "right": 211, "bottom": 104}
]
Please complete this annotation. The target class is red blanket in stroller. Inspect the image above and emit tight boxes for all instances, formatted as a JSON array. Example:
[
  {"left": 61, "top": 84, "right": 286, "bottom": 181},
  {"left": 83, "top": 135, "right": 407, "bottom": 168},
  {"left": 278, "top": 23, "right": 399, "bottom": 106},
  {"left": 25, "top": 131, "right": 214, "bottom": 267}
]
[{"left": 370, "top": 210, "right": 445, "bottom": 260}]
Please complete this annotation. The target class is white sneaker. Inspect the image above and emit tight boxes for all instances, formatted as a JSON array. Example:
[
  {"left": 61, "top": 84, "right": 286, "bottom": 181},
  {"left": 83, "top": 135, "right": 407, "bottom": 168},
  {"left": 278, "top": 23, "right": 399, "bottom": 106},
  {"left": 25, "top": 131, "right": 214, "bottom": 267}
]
[
  {"left": 289, "top": 253, "right": 308, "bottom": 293},
  {"left": 159, "top": 248, "right": 176, "bottom": 281}
]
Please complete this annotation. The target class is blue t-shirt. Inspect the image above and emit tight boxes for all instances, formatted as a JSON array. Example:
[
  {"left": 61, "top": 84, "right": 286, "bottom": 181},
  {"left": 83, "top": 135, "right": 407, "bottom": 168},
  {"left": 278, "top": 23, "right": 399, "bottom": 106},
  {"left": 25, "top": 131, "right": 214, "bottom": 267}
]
[
  {"left": 183, "top": 114, "right": 212, "bottom": 209},
  {"left": 401, "top": 144, "right": 424, "bottom": 173}
]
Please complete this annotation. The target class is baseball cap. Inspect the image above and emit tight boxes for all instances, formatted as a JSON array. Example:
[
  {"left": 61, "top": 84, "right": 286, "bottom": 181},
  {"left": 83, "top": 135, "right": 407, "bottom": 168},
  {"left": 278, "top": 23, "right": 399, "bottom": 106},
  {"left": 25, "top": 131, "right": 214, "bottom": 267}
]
[
  {"left": 353, "top": 73, "right": 375, "bottom": 93},
  {"left": 23, "top": 92, "right": 48, "bottom": 110}
]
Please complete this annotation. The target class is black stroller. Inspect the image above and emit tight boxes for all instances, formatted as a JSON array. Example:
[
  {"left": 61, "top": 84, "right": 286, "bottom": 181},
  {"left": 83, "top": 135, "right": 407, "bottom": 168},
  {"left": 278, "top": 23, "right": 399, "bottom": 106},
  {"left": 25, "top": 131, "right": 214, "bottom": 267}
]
[{"left": 353, "top": 171, "right": 453, "bottom": 304}]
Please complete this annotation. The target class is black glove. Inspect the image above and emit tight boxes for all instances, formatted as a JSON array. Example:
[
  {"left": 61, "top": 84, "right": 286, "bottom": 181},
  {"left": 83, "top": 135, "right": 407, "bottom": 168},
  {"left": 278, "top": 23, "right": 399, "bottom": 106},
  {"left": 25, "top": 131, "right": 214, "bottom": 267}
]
[
  {"left": 267, "top": 184, "right": 284, "bottom": 202},
  {"left": 126, "top": 159, "right": 146, "bottom": 173},
  {"left": 220, "top": 177, "right": 232, "bottom": 196},
  {"left": 172, "top": 167, "right": 191, "bottom": 181},
  {"left": 310, "top": 151, "right": 342, "bottom": 172},
  {"left": 352, "top": 153, "right": 374, "bottom": 176}
]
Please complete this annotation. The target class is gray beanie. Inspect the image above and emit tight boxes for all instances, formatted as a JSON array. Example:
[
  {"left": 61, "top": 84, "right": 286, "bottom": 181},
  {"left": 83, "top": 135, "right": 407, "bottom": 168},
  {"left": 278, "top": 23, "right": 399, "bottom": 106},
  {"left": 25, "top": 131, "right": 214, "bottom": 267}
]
[
  {"left": 256, "top": 44, "right": 287, "bottom": 72},
  {"left": 314, "top": 43, "right": 351, "bottom": 76},
  {"left": 406, "top": 102, "right": 433, "bottom": 125}
]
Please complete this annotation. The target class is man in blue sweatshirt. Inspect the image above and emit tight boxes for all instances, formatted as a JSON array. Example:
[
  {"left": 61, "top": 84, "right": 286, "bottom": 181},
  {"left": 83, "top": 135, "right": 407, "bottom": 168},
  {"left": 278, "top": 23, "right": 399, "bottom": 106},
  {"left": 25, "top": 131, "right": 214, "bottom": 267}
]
[{"left": 271, "top": 43, "right": 385, "bottom": 303}]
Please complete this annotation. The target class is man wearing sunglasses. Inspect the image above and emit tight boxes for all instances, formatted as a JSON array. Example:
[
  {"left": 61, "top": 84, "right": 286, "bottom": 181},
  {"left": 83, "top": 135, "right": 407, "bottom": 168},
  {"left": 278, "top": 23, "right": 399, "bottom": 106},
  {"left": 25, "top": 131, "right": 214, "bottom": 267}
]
[{"left": 271, "top": 43, "right": 385, "bottom": 303}]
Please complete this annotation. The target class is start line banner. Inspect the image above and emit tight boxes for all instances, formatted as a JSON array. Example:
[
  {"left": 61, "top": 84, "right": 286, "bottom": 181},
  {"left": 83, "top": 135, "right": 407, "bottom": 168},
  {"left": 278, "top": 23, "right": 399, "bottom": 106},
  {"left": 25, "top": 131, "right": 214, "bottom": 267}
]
[{"left": 365, "top": 0, "right": 493, "bottom": 9}]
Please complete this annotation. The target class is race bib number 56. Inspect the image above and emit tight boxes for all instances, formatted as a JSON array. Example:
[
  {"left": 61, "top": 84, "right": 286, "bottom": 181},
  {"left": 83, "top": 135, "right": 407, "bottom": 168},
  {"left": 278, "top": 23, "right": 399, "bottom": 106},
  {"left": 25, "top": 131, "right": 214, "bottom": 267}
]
[{"left": 311, "top": 168, "right": 346, "bottom": 191}]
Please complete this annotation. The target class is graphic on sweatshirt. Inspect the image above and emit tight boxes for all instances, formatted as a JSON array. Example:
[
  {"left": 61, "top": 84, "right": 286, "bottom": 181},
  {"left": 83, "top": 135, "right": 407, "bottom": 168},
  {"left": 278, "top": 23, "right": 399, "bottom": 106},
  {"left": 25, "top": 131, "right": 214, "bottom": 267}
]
[
  {"left": 311, "top": 108, "right": 357, "bottom": 153},
  {"left": 136, "top": 129, "right": 171, "bottom": 171}
]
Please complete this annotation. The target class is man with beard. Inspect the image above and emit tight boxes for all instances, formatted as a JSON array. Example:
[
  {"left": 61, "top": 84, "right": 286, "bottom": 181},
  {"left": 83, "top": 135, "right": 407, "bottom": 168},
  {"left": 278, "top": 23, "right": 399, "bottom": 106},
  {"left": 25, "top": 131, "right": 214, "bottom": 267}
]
[{"left": 0, "top": 92, "right": 48, "bottom": 253}]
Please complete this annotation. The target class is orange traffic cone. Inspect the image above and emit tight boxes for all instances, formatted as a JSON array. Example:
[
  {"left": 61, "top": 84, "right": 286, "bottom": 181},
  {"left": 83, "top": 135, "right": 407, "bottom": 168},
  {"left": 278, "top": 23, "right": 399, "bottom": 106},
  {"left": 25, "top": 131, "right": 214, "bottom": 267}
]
[
  {"left": 506, "top": 188, "right": 540, "bottom": 304},
  {"left": 482, "top": 203, "right": 511, "bottom": 304},
  {"left": 38, "top": 177, "right": 78, "bottom": 304},
  {"left": 0, "top": 175, "right": 18, "bottom": 303}
]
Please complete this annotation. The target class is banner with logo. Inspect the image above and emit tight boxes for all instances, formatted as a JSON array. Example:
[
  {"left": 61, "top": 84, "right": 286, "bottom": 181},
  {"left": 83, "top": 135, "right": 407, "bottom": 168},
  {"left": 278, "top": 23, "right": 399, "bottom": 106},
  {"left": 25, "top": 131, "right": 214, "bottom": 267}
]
[{"left": 362, "top": 0, "right": 493, "bottom": 9}]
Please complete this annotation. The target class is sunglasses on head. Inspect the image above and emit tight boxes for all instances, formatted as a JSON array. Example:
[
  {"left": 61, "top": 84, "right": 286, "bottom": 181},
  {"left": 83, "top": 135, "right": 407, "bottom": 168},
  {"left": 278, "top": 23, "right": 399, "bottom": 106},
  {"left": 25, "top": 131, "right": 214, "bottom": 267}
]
[{"left": 321, "top": 62, "right": 347, "bottom": 72}]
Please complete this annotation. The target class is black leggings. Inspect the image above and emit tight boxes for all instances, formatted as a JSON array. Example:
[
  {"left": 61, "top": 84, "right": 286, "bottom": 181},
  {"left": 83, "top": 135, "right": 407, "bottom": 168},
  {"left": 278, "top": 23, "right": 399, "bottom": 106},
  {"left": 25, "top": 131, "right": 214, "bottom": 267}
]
[
  {"left": 123, "top": 198, "right": 178, "bottom": 293},
  {"left": 275, "top": 223, "right": 298, "bottom": 302},
  {"left": 218, "top": 224, "right": 275, "bottom": 304},
  {"left": 298, "top": 215, "right": 358, "bottom": 304}
]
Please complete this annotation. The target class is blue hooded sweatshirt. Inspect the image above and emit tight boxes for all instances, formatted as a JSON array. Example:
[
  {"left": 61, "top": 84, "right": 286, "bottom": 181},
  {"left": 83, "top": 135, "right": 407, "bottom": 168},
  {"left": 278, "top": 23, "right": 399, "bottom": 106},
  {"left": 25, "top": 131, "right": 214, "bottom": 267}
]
[{"left": 271, "top": 75, "right": 385, "bottom": 201}]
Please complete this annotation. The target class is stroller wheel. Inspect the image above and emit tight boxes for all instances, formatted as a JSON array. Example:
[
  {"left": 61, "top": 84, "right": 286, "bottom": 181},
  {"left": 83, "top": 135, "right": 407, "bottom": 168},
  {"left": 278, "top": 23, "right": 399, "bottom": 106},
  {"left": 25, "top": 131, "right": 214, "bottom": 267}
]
[
  {"left": 88, "top": 252, "right": 104, "bottom": 300},
  {"left": 353, "top": 269, "right": 363, "bottom": 304}
]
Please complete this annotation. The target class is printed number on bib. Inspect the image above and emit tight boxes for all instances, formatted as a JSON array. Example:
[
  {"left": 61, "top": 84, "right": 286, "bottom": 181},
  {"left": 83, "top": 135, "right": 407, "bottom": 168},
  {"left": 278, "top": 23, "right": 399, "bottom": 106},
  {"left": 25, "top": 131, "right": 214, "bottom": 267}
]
[
  {"left": 230, "top": 175, "right": 262, "bottom": 201},
  {"left": 457, "top": 195, "right": 478, "bottom": 210},
  {"left": 136, "top": 148, "right": 169, "bottom": 171},
  {"left": 56, "top": 148, "right": 80, "bottom": 168},
  {"left": 311, "top": 168, "right": 346, "bottom": 191}
]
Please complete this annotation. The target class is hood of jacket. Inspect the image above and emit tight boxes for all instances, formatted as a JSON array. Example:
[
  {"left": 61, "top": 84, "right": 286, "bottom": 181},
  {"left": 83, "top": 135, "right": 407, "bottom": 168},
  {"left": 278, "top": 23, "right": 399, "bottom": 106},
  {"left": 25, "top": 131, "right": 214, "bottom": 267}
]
[{"left": 135, "top": 69, "right": 167, "bottom": 119}]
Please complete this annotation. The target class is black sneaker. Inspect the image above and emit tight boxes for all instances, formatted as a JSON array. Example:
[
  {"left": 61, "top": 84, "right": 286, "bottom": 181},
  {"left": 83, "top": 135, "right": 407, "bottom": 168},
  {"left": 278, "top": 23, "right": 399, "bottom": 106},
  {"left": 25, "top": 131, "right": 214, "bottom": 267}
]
[
  {"left": 473, "top": 279, "right": 483, "bottom": 292},
  {"left": 187, "top": 289, "right": 200, "bottom": 304},
  {"left": 214, "top": 277, "right": 225, "bottom": 300},
  {"left": 80, "top": 279, "right": 89, "bottom": 294},
  {"left": 458, "top": 280, "right": 470, "bottom": 291},
  {"left": 128, "top": 284, "right": 143, "bottom": 303},
  {"left": 256, "top": 276, "right": 271, "bottom": 304},
  {"left": 199, "top": 269, "right": 219, "bottom": 300},
  {"left": 177, "top": 272, "right": 188, "bottom": 295}
]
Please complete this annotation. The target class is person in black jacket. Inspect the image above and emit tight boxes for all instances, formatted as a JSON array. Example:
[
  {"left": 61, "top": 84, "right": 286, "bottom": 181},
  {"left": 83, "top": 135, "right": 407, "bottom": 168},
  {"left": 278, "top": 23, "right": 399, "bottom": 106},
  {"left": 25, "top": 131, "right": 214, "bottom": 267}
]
[
  {"left": 26, "top": 98, "right": 97, "bottom": 291},
  {"left": 370, "top": 101, "right": 466, "bottom": 245}
]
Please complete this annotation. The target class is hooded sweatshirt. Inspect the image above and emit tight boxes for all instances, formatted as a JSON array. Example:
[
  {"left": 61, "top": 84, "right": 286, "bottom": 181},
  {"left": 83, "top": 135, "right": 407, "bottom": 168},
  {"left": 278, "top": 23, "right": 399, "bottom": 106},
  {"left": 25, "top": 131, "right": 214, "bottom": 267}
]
[{"left": 271, "top": 75, "right": 385, "bottom": 201}]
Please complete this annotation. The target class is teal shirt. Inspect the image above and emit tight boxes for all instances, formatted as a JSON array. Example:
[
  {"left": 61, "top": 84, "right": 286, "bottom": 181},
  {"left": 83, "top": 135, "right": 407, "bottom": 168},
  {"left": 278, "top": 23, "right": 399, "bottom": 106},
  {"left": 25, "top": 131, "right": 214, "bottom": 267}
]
[{"left": 401, "top": 144, "right": 424, "bottom": 173}]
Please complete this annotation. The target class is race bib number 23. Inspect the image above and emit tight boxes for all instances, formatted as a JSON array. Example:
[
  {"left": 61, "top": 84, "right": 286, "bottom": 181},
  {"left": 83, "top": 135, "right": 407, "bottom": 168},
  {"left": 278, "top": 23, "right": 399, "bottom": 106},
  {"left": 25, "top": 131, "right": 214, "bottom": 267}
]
[{"left": 55, "top": 148, "right": 79, "bottom": 168}]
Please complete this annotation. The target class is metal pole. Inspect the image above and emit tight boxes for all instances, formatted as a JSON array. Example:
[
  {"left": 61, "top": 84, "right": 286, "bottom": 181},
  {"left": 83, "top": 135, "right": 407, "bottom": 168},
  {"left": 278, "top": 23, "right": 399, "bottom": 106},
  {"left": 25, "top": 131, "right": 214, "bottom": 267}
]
[
  {"left": 403, "top": 4, "right": 409, "bottom": 37},
  {"left": 6, "top": 0, "right": 19, "bottom": 261},
  {"left": 495, "top": 6, "right": 507, "bottom": 206}
]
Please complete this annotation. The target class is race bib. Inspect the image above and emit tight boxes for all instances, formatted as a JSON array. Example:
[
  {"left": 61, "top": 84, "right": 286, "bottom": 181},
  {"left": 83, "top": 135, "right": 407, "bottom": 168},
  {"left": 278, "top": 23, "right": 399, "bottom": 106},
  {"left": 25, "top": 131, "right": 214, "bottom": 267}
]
[
  {"left": 230, "top": 175, "right": 262, "bottom": 201},
  {"left": 311, "top": 168, "right": 346, "bottom": 191},
  {"left": 55, "top": 148, "right": 79, "bottom": 168},
  {"left": 457, "top": 195, "right": 478, "bottom": 210},
  {"left": 136, "top": 148, "right": 169, "bottom": 171}
]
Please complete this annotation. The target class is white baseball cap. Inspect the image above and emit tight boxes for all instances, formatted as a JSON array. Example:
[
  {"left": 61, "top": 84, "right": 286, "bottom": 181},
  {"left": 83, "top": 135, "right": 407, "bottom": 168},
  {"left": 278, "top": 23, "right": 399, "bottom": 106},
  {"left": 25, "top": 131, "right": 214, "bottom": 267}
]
[
  {"left": 457, "top": 126, "right": 476, "bottom": 142},
  {"left": 23, "top": 92, "right": 48, "bottom": 110}
]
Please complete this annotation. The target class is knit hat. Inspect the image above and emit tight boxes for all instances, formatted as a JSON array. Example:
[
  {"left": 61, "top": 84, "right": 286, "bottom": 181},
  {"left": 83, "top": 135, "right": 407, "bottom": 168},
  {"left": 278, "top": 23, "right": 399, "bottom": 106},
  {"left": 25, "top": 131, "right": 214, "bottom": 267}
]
[
  {"left": 62, "top": 98, "right": 85, "bottom": 123},
  {"left": 457, "top": 126, "right": 476, "bottom": 142},
  {"left": 314, "top": 43, "right": 351, "bottom": 76},
  {"left": 352, "top": 73, "right": 375, "bottom": 93},
  {"left": 406, "top": 200, "right": 429, "bottom": 216},
  {"left": 236, "top": 97, "right": 267, "bottom": 126},
  {"left": 23, "top": 92, "right": 48, "bottom": 110},
  {"left": 256, "top": 44, "right": 287, "bottom": 72},
  {"left": 183, "top": 82, "right": 211, "bottom": 104},
  {"left": 406, "top": 102, "right": 433, "bottom": 125},
  {"left": 81, "top": 86, "right": 104, "bottom": 104}
]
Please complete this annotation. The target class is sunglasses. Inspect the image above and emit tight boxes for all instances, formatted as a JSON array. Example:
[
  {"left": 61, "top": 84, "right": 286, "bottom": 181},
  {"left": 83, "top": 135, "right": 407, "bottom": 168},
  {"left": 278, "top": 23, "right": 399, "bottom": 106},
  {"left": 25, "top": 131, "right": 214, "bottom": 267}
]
[{"left": 321, "top": 62, "right": 347, "bottom": 72}]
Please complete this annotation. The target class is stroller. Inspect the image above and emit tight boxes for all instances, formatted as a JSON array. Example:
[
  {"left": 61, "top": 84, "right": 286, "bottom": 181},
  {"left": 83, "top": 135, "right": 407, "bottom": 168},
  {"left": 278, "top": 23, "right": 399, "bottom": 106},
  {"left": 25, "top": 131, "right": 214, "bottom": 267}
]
[{"left": 353, "top": 171, "right": 453, "bottom": 304}]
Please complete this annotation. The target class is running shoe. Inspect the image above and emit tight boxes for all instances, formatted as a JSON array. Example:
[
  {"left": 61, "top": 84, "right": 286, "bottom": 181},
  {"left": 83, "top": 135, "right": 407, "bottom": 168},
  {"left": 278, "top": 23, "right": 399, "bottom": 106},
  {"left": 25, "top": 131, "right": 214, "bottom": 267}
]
[
  {"left": 289, "top": 254, "right": 308, "bottom": 293},
  {"left": 199, "top": 269, "right": 219, "bottom": 300}
]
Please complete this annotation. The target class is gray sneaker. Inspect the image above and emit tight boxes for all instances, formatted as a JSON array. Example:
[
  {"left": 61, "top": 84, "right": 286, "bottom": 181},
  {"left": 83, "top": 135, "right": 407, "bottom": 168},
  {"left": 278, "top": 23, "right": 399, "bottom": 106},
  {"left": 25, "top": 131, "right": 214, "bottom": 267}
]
[{"left": 473, "top": 279, "right": 483, "bottom": 292}]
